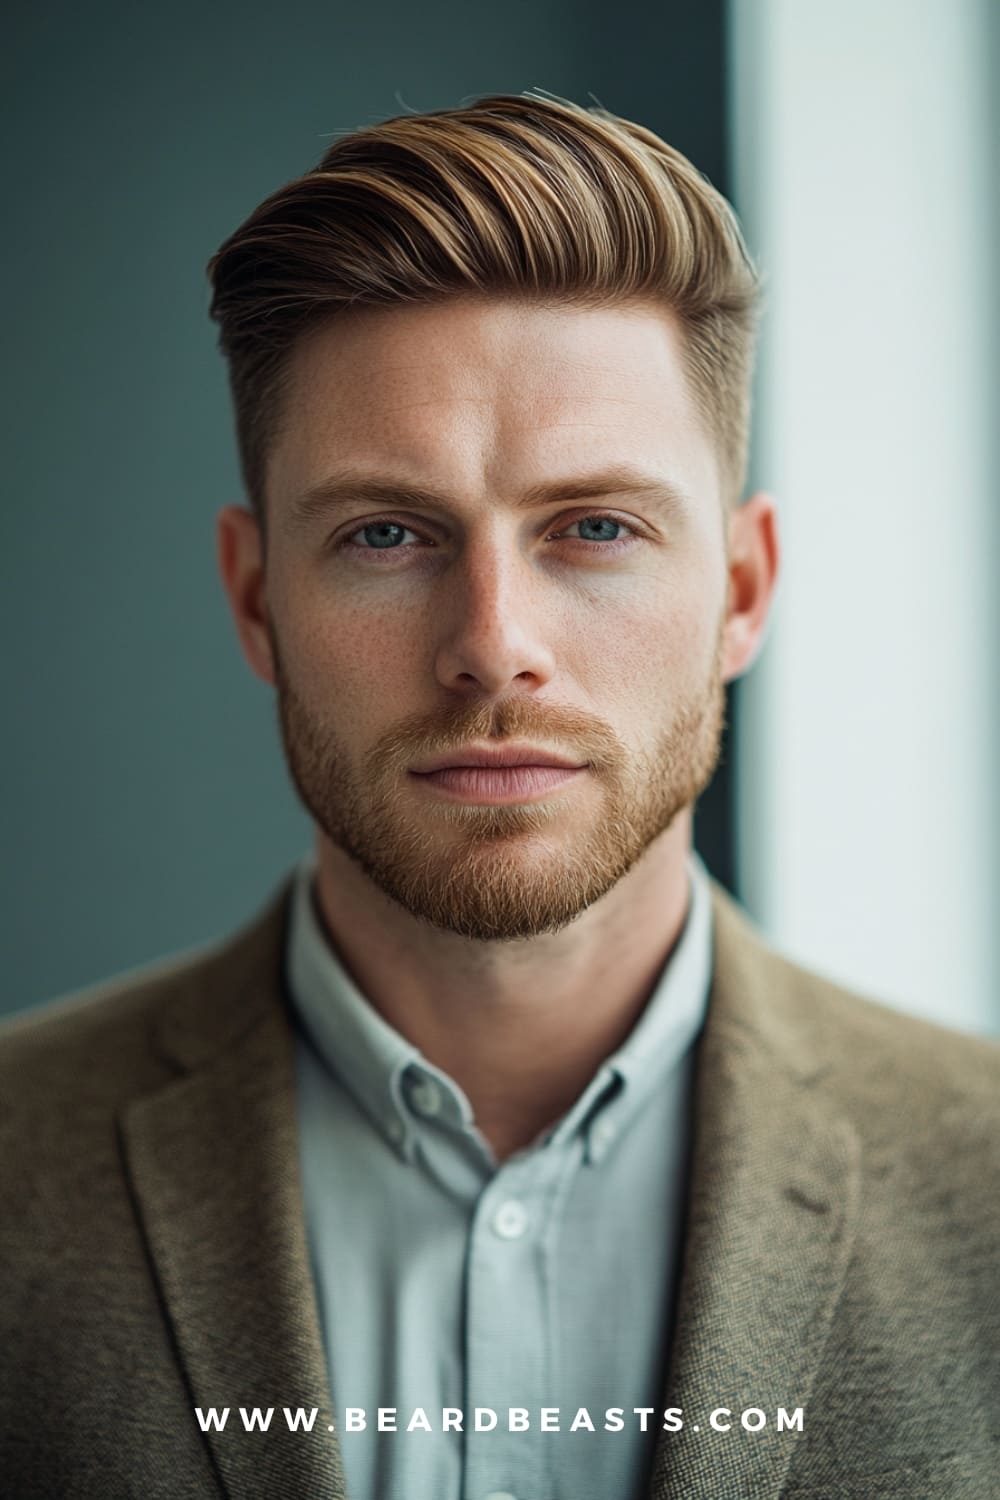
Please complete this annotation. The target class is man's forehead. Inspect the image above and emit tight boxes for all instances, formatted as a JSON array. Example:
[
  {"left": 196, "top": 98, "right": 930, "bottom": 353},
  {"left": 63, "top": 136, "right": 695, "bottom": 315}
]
[
  {"left": 268, "top": 297, "right": 717, "bottom": 512},
  {"left": 285, "top": 295, "right": 693, "bottom": 405}
]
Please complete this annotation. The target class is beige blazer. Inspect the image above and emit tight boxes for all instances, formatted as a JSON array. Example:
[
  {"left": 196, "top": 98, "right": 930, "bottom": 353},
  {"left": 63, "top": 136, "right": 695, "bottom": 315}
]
[{"left": 1, "top": 877, "right": 997, "bottom": 1499}]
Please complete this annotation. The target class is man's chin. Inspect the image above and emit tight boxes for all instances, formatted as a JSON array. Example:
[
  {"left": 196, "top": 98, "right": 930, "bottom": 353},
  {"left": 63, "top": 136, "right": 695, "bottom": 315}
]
[
  {"left": 352, "top": 837, "right": 625, "bottom": 943},
  {"left": 378, "top": 890, "right": 593, "bottom": 944}
]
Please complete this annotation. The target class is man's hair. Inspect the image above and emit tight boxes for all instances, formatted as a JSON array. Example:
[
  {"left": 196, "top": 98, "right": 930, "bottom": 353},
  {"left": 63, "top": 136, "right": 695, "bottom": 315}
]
[{"left": 207, "top": 90, "right": 761, "bottom": 520}]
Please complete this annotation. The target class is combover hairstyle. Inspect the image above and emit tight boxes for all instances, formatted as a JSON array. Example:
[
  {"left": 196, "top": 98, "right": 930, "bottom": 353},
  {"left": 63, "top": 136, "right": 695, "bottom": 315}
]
[{"left": 207, "top": 90, "right": 761, "bottom": 521}]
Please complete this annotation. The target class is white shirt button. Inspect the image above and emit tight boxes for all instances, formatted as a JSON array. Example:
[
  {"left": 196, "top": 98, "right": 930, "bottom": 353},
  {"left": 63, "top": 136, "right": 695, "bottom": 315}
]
[
  {"left": 386, "top": 1118, "right": 404, "bottom": 1144},
  {"left": 492, "top": 1199, "right": 529, "bottom": 1239},
  {"left": 591, "top": 1116, "right": 617, "bottom": 1156},
  {"left": 409, "top": 1078, "right": 442, "bottom": 1117},
  {"left": 484, "top": 1492, "right": 518, "bottom": 1500}
]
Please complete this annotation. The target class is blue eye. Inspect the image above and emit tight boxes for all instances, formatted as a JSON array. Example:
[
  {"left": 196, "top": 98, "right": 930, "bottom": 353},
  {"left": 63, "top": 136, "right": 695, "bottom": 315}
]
[
  {"left": 337, "top": 511, "right": 639, "bottom": 560},
  {"left": 352, "top": 521, "right": 414, "bottom": 550},
  {"left": 568, "top": 515, "right": 627, "bottom": 542}
]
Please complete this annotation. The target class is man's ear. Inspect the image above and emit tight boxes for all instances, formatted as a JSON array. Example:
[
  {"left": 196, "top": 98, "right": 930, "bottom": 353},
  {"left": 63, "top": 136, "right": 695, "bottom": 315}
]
[
  {"left": 720, "top": 490, "right": 780, "bottom": 683},
  {"left": 216, "top": 504, "right": 276, "bottom": 686}
]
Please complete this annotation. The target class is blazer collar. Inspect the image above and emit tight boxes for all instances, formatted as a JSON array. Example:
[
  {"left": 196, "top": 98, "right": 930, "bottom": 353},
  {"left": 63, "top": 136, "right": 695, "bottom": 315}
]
[{"left": 648, "top": 883, "right": 862, "bottom": 1500}]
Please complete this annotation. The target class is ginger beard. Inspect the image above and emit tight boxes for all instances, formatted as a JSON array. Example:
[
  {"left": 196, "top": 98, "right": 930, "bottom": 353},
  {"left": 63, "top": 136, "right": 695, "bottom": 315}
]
[{"left": 272, "top": 628, "right": 726, "bottom": 943}]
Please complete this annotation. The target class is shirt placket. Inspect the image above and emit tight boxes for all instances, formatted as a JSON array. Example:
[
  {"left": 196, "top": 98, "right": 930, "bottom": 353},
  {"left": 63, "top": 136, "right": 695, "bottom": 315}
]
[{"left": 461, "top": 1139, "right": 582, "bottom": 1500}]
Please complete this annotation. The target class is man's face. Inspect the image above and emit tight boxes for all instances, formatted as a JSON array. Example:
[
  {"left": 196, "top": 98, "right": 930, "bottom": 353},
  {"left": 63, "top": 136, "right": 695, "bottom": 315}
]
[{"left": 259, "top": 297, "right": 730, "bottom": 942}]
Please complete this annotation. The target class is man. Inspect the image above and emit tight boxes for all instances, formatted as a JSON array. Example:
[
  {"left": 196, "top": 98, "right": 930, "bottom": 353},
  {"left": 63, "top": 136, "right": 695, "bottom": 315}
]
[{"left": 1, "top": 91, "right": 997, "bottom": 1500}]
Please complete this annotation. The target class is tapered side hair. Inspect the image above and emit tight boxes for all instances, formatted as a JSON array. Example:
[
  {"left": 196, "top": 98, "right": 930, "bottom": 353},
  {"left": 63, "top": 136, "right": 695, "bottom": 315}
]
[{"left": 207, "top": 90, "right": 762, "bottom": 519}]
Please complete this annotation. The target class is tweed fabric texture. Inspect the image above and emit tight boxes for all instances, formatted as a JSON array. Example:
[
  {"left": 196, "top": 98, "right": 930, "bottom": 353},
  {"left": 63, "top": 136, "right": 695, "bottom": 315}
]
[{"left": 1, "top": 876, "right": 997, "bottom": 1498}]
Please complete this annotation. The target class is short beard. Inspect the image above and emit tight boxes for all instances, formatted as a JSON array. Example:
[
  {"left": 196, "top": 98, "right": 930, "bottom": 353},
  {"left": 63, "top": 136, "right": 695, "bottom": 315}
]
[{"left": 273, "top": 636, "right": 725, "bottom": 943}]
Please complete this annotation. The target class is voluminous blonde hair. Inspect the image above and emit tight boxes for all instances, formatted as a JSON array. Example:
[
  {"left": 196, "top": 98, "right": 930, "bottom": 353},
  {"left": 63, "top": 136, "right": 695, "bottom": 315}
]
[{"left": 207, "top": 90, "right": 761, "bottom": 516}]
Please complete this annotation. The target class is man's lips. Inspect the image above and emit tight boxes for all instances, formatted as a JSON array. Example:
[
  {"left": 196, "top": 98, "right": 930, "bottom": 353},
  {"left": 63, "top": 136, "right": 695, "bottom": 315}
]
[
  {"left": 410, "top": 742, "right": 588, "bottom": 774},
  {"left": 410, "top": 763, "right": 588, "bottom": 803}
]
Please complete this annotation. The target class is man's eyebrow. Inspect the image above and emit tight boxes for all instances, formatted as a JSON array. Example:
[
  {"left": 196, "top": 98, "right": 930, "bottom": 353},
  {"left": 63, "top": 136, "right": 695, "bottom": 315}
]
[{"left": 285, "top": 464, "right": 691, "bottom": 528}]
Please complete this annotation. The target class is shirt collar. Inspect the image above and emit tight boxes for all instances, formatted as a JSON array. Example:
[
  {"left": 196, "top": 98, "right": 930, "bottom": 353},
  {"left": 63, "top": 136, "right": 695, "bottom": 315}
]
[
  {"left": 569, "top": 852, "right": 713, "bottom": 1163},
  {"left": 286, "top": 860, "right": 422, "bottom": 1160},
  {"left": 286, "top": 851, "right": 713, "bottom": 1167}
]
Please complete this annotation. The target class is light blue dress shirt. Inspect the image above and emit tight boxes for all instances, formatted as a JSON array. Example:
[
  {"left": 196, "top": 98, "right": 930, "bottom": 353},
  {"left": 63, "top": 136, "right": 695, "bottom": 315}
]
[{"left": 287, "top": 852, "right": 713, "bottom": 1500}]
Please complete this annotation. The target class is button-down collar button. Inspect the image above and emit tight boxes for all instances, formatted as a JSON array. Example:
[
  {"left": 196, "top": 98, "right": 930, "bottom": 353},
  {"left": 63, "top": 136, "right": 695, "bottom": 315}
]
[
  {"left": 590, "top": 1116, "right": 617, "bottom": 1158},
  {"left": 409, "top": 1078, "right": 442, "bottom": 1118},
  {"left": 492, "top": 1199, "right": 529, "bottom": 1239}
]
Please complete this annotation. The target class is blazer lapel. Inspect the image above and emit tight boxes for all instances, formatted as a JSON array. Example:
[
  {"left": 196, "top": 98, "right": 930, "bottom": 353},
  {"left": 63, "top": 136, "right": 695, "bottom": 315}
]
[
  {"left": 116, "top": 871, "right": 860, "bottom": 1500},
  {"left": 648, "top": 886, "right": 862, "bottom": 1500},
  {"left": 120, "top": 881, "right": 348, "bottom": 1500}
]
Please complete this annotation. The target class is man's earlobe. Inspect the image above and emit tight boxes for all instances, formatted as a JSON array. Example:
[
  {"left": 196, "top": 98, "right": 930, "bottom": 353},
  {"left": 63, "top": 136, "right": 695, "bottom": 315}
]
[
  {"left": 215, "top": 504, "right": 277, "bottom": 686},
  {"left": 721, "top": 491, "right": 780, "bottom": 683}
]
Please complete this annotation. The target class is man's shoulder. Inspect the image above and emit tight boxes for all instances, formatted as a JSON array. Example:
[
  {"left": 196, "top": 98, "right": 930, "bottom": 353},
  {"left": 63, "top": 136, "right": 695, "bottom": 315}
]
[
  {"left": 709, "top": 881, "right": 1000, "bottom": 1132},
  {"left": 772, "top": 927, "right": 998, "bottom": 1082},
  {"left": 0, "top": 875, "right": 295, "bottom": 1124},
  {"left": 0, "top": 941, "right": 216, "bottom": 1103}
]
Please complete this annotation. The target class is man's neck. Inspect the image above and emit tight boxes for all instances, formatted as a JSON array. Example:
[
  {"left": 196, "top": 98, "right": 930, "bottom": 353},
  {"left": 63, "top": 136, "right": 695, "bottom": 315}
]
[{"left": 311, "top": 816, "right": 694, "bottom": 1162}]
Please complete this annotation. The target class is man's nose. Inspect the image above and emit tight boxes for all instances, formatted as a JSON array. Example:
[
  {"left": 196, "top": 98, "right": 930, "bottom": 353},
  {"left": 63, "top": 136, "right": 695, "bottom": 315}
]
[{"left": 430, "top": 539, "right": 558, "bottom": 697}]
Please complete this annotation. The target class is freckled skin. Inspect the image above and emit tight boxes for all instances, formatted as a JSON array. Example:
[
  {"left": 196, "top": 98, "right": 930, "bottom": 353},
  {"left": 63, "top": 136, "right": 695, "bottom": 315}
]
[
  {"left": 217, "top": 295, "right": 778, "bottom": 1153},
  {"left": 263, "top": 297, "right": 728, "bottom": 940}
]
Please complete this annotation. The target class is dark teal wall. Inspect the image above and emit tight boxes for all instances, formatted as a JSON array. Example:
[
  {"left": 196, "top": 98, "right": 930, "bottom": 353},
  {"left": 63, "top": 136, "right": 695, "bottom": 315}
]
[{"left": 2, "top": 0, "right": 728, "bottom": 1017}]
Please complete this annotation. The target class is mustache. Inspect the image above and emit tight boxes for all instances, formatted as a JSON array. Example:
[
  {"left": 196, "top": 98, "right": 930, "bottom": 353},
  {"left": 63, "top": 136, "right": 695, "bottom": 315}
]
[{"left": 369, "top": 697, "right": 626, "bottom": 777}]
